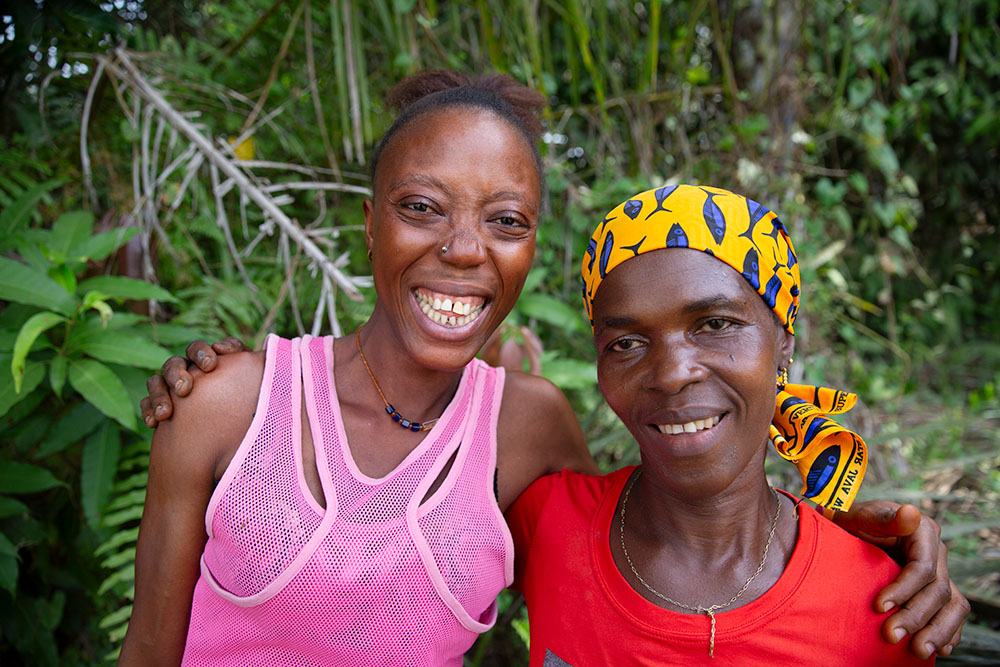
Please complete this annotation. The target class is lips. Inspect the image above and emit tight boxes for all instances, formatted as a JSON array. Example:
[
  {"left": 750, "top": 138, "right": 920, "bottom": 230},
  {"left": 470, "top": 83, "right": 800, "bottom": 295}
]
[
  {"left": 413, "top": 288, "right": 487, "bottom": 328},
  {"left": 653, "top": 414, "right": 723, "bottom": 435}
]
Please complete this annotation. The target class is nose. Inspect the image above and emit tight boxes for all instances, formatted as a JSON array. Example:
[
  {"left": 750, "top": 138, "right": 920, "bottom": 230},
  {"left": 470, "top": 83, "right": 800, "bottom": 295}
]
[
  {"left": 642, "top": 336, "right": 709, "bottom": 395},
  {"left": 440, "top": 219, "right": 487, "bottom": 268}
]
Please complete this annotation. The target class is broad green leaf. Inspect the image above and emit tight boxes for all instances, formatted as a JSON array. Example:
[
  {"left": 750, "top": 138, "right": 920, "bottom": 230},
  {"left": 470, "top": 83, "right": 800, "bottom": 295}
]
[
  {"left": 517, "top": 293, "right": 586, "bottom": 332},
  {"left": 68, "top": 359, "right": 136, "bottom": 431},
  {"left": 72, "top": 227, "right": 139, "bottom": 263},
  {"left": 0, "top": 257, "right": 76, "bottom": 316},
  {"left": 77, "top": 332, "right": 171, "bottom": 370},
  {"left": 78, "top": 276, "right": 178, "bottom": 303},
  {"left": 0, "top": 461, "right": 65, "bottom": 494},
  {"left": 0, "top": 496, "right": 29, "bottom": 518},
  {"left": 49, "top": 355, "right": 67, "bottom": 397},
  {"left": 0, "top": 179, "right": 62, "bottom": 245},
  {"left": 48, "top": 211, "right": 95, "bottom": 263},
  {"left": 0, "top": 531, "right": 17, "bottom": 595},
  {"left": 35, "top": 403, "right": 103, "bottom": 459},
  {"left": 37, "top": 591, "right": 65, "bottom": 631},
  {"left": 81, "top": 421, "right": 122, "bottom": 530},
  {"left": 0, "top": 359, "right": 45, "bottom": 419},
  {"left": 541, "top": 357, "right": 598, "bottom": 390},
  {"left": 47, "top": 263, "right": 77, "bottom": 294},
  {"left": 11, "top": 312, "right": 66, "bottom": 393},
  {"left": 135, "top": 322, "right": 209, "bottom": 346},
  {"left": 81, "top": 291, "right": 113, "bottom": 326}
]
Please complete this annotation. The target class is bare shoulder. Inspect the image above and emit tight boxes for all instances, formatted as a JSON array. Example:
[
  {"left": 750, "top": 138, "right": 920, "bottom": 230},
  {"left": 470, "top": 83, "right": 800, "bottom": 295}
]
[
  {"left": 157, "top": 349, "right": 266, "bottom": 480},
  {"left": 495, "top": 370, "right": 597, "bottom": 510}
]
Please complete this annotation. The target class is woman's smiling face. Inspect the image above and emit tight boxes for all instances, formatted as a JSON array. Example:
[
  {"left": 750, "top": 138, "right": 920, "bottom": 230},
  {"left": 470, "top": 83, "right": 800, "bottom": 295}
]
[
  {"left": 364, "top": 106, "right": 540, "bottom": 370},
  {"left": 592, "top": 248, "right": 794, "bottom": 496}
]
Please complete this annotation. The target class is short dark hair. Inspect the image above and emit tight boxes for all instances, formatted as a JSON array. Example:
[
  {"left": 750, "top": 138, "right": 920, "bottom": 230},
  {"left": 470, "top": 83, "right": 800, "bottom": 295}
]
[{"left": 370, "top": 70, "right": 546, "bottom": 192}]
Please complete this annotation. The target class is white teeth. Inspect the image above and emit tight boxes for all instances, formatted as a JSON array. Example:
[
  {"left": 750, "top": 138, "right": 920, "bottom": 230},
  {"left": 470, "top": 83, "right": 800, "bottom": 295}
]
[
  {"left": 415, "top": 290, "right": 486, "bottom": 328},
  {"left": 656, "top": 415, "right": 722, "bottom": 435}
]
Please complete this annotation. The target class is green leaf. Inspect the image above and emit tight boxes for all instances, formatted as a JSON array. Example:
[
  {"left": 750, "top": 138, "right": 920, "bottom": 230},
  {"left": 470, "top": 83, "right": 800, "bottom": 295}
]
[
  {"left": 0, "top": 257, "right": 76, "bottom": 316},
  {"left": 0, "top": 461, "right": 65, "bottom": 494},
  {"left": 49, "top": 355, "right": 66, "bottom": 397},
  {"left": 11, "top": 312, "right": 66, "bottom": 393},
  {"left": 76, "top": 332, "right": 171, "bottom": 370},
  {"left": 81, "top": 421, "right": 122, "bottom": 530},
  {"left": 72, "top": 227, "right": 139, "bottom": 263},
  {"left": 35, "top": 403, "right": 103, "bottom": 459},
  {"left": 0, "top": 179, "right": 62, "bottom": 245},
  {"left": 68, "top": 359, "right": 137, "bottom": 431},
  {"left": 77, "top": 276, "right": 178, "bottom": 303},
  {"left": 0, "top": 531, "right": 18, "bottom": 595},
  {"left": 517, "top": 293, "right": 586, "bottom": 332},
  {"left": 0, "top": 496, "right": 29, "bottom": 518},
  {"left": 0, "top": 359, "right": 45, "bottom": 419},
  {"left": 81, "top": 291, "right": 113, "bottom": 325},
  {"left": 541, "top": 357, "right": 598, "bottom": 390},
  {"left": 48, "top": 211, "right": 95, "bottom": 263}
]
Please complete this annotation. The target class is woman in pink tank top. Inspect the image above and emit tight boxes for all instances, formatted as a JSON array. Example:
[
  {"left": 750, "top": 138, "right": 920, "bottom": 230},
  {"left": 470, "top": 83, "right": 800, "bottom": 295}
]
[{"left": 123, "top": 71, "right": 967, "bottom": 666}]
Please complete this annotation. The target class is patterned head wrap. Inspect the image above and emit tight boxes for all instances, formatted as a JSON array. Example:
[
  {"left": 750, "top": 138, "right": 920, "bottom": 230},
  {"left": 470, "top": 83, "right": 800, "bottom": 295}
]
[{"left": 581, "top": 184, "right": 867, "bottom": 512}]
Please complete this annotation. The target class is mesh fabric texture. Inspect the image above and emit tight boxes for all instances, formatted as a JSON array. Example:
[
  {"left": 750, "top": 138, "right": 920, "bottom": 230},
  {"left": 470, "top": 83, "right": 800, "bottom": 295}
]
[{"left": 182, "top": 335, "right": 513, "bottom": 666}]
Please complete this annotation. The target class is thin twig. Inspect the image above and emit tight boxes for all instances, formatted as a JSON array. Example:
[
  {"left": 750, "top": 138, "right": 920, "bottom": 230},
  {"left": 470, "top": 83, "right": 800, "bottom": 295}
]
[{"left": 81, "top": 57, "right": 107, "bottom": 211}]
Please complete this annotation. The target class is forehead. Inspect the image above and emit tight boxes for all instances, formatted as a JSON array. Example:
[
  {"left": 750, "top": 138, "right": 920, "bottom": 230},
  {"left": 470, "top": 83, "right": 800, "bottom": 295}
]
[
  {"left": 374, "top": 107, "right": 540, "bottom": 195},
  {"left": 591, "top": 248, "right": 762, "bottom": 319}
]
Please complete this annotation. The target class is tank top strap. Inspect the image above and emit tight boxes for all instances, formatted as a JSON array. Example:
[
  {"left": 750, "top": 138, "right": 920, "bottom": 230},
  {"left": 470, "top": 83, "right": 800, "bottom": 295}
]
[
  {"left": 300, "top": 335, "right": 480, "bottom": 523},
  {"left": 202, "top": 334, "right": 333, "bottom": 603}
]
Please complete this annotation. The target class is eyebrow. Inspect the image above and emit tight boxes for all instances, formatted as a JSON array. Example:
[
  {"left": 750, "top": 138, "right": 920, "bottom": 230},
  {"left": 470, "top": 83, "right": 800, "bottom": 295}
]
[
  {"left": 594, "top": 295, "right": 750, "bottom": 333},
  {"left": 387, "top": 176, "right": 536, "bottom": 211}
]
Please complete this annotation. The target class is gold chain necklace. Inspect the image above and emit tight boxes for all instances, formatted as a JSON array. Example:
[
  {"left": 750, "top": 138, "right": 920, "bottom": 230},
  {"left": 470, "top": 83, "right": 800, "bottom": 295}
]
[
  {"left": 355, "top": 329, "right": 440, "bottom": 432},
  {"left": 619, "top": 469, "right": 781, "bottom": 658}
]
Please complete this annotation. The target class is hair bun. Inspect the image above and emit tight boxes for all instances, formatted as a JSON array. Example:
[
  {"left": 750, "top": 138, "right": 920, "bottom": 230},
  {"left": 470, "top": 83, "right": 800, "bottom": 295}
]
[{"left": 387, "top": 69, "right": 545, "bottom": 140}]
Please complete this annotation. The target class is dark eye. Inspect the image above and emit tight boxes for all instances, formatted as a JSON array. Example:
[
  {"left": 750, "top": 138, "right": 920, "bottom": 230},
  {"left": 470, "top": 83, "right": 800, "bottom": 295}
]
[
  {"left": 493, "top": 214, "right": 527, "bottom": 228},
  {"left": 609, "top": 337, "right": 644, "bottom": 353},
  {"left": 702, "top": 318, "right": 732, "bottom": 332},
  {"left": 404, "top": 202, "right": 431, "bottom": 213}
]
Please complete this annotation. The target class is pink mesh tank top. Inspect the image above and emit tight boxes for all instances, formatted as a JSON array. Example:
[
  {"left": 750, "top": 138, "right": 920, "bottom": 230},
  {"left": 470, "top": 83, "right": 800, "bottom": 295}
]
[{"left": 182, "top": 334, "right": 514, "bottom": 665}]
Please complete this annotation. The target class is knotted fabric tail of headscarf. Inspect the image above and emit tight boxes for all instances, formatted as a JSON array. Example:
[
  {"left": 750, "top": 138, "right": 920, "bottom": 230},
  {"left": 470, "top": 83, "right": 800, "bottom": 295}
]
[{"left": 581, "top": 184, "right": 868, "bottom": 512}]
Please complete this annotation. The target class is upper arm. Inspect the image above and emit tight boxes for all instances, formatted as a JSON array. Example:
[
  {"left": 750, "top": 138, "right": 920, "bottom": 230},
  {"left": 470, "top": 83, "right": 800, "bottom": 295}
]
[
  {"left": 496, "top": 371, "right": 598, "bottom": 510},
  {"left": 120, "top": 352, "right": 263, "bottom": 665}
]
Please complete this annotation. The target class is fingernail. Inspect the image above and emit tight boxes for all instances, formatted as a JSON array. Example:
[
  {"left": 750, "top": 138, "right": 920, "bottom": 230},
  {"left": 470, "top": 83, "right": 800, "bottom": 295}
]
[
  {"left": 882, "top": 601, "right": 895, "bottom": 613},
  {"left": 144, "top": 416, "right": 155, "bottom": 428},
  {"left": 891, "top": 628, "right": 905, "bottom": 643},
  {"left": 923, "top": 642, "right": 935, "bottom": 655},
  {"left": 175, "top": 380, "right": 186, "bottom": 393},
  {"left": 155, "top": 405, "right": 168, "bottom": 418}
]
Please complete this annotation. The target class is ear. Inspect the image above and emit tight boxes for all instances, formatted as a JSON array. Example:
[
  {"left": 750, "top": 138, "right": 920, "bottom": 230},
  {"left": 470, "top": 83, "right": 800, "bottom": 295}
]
[
  {"left": 778, "top": 329, "right": 795, "bottom": 368},
  {"left": 363, "top": 198, "right": 375, "bottom": 253}
]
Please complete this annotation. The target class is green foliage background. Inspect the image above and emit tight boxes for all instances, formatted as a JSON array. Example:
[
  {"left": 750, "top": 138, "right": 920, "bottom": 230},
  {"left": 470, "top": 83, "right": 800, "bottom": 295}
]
[{"left": 0, "top": 0, "right": 998, "bottom": 664}]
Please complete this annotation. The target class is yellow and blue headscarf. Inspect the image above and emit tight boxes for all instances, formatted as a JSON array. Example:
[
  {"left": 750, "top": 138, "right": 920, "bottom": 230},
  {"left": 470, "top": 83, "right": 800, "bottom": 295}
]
[{"left": 581, "top": 184, "right": 867, "bottom": 512}]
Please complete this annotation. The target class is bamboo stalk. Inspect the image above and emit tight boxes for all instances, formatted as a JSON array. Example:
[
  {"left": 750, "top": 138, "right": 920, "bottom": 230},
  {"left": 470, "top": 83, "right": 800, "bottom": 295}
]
[
  {"left": 241, "top": 0, "right": 306, "bottom": 136},
  {"left": 304, "top": 0, "right": 342, "bottom": 178}
]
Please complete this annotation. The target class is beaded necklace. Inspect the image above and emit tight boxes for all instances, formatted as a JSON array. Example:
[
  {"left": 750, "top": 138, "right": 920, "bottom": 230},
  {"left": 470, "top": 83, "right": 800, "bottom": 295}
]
[{"left": 355, "top": 329, "right": 440, "bottom": 432}]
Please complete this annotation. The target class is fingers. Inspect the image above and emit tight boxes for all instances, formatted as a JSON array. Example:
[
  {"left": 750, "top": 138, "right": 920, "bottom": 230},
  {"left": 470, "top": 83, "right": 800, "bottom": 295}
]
[
  {"left": 833, "top": 500, "right": 921, "bottom": 543},
  {"left": 162, "top": 355, "right": 195, "bottom": 397},
  {"left": 881, "top": 544, "right": 969, "bottom": 659},
  {"left": 874, "top": 513, "right": 940, "bottom": 614},
  {"left": 185, "top": 340, "right": 219, "bottom": 373},
  {"left": 143, "top": 374, "right": 173, "bottom": 428},
  {"left": 212, "top": 337, "right": 248, "bottom": 354}
]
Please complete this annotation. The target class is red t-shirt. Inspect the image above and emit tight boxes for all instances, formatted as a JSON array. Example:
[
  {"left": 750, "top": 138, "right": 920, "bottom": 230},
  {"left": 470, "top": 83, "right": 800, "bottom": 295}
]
[{"left": 507, "top": 466, "right": 931, "bottom": 667}]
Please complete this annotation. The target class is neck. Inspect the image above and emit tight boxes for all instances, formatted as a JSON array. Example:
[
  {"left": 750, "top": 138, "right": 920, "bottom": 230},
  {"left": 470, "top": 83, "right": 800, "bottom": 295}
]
[
  {"left": 352, "top": 305, "right": 466, "bottom": 423},
  {"left": 629, "top": 455, "right": 780, "bottom": 561}
]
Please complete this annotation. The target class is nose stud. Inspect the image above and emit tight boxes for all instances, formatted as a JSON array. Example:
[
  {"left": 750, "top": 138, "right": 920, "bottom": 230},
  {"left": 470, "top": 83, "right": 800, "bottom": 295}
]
[{"left": 440, "top": 245, "right": 449, "bottom": 253}]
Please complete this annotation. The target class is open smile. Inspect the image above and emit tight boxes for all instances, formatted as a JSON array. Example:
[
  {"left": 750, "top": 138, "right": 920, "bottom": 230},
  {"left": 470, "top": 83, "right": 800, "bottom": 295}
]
[
  {"left": 413, "top": 288, "right": 487, "bottom": 328},
  {"left": 653, "top": 414, "right": 723, "bottom": 435}
]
